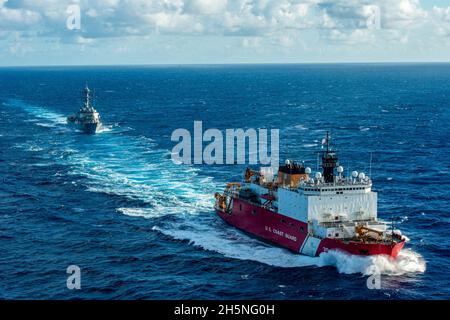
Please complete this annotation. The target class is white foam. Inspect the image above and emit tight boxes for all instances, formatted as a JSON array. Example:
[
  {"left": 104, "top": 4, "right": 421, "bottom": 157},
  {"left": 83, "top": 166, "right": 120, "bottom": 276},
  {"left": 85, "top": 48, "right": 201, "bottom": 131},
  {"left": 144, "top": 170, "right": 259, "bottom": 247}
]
[
  {"left": 13, "top": 142, "right": 44, "bottom": 152},
  {"left": 154, "top": 219, "right": 426, "bottom": 275},
  {"left": 152, "top": 224, "right": 319, "bottom": 268},
  {"left": 36, "top": 122, "right": 56, "bottom": 128},
  {"left": 57, "top": 130, "right": 216, "bottom": 218},
  {"left": 7, "top": 99, "right": 67, "bottom": 126},
  {"left": 117, "top": 207, "right": 173, "bottom": 219},
  {"left": 97, "top": 125, "right": 112, "bottom": 133},
  {"left": 28, "top": 145, "right": 44, "bottom": 152},
  {"left": 318, "top": 249, "right": 426, "bottom": 275},
  {"left": 294, "top": 124, "right": 308, "bottom": 130}
]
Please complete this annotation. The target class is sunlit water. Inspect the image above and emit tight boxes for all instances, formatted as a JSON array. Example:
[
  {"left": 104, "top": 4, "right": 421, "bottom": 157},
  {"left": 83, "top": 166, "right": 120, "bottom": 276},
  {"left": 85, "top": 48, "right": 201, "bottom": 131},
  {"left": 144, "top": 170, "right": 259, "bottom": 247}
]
[{"left": 0, "top": 64, "right": 448, "bottom": 299}]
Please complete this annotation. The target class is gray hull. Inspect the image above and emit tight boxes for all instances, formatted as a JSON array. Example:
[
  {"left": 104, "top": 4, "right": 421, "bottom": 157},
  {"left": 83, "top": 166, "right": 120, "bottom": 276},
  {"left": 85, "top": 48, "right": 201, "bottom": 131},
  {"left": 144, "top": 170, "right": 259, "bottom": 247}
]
[
  {"left": 67, "top": 117, "right": 101, "bottom": 134},
  {"left": 76, "top": 122, "right": 100, "bottom": 134},
  {"left": 68, "top": 121, "right": 102, "bottom": 134}
]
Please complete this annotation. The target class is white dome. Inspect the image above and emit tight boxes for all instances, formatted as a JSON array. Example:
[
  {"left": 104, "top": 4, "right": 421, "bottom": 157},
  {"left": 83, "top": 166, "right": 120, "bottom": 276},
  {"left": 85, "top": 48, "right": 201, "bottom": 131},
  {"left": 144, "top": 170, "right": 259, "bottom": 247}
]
[
  {"left": 305, "top": 167, "right": 312, "bottom": 174},
  {"left": 315, "top": 172, "right": 322, "bottom": 179},
  {"left": 352, "top": 171, "right": 359, "bottom": 178},
  {"left": 337, "top": 166, "right": 344, "bottom": 173},
  {"left": 285, "top": 159, "right": 291, "bottom": 165},
  {"left": 358, "top": 172, "right": 365, "bottom": 179}
]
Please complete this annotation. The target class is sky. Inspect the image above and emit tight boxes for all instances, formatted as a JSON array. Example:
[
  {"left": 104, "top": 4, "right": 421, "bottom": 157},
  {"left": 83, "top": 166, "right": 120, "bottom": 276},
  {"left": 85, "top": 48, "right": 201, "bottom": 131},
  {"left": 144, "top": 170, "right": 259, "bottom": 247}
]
[{"left": 1, "top": 0, "right": 450, "bottom": 66}]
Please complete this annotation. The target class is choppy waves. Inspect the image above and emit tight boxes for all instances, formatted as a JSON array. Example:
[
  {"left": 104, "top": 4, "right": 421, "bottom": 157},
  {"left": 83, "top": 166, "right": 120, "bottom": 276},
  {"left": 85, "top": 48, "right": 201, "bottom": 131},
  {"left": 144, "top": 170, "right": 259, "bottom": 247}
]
[{"left": 6, "top": 98, "right": 427, "bottom": 277}]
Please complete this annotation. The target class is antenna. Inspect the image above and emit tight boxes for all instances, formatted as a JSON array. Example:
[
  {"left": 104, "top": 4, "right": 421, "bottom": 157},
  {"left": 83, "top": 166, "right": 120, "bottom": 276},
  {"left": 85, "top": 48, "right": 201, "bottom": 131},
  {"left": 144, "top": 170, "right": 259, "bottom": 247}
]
[
  {"left": 326, "top": 130, "right": 330, "bottom": 152},
  {"left": 347, "top": 160, "right": 350, "bottom": 179},
  {"left": 316, "top": 152, "right": 319, "bottom": 172}
]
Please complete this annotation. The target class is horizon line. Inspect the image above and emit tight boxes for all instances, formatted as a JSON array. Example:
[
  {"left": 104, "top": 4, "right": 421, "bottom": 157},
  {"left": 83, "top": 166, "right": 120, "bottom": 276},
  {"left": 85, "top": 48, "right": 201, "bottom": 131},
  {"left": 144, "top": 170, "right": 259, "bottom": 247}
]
[{"left": 2, "top": 61, "right": 450, "bottom": 68}]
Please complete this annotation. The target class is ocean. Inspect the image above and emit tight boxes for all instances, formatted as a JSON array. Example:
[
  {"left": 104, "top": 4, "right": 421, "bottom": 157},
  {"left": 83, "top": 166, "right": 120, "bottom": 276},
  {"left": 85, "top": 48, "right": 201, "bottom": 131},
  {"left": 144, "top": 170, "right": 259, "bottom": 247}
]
[{"left": 0, "top": 64, "right": 448, "bottom": 299}]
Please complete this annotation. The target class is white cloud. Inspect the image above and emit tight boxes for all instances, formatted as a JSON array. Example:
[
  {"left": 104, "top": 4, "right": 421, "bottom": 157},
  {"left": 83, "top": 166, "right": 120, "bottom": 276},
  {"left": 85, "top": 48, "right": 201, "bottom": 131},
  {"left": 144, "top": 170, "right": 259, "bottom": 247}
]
[
  {"left": 1, "top": 0, "right": 317, "bottom": 39},
  {"left": 0, "top": 1, "right": 41, "bottom": 30},
  {"left": 0, "top": 0, "right": 446, "bottom": 50},
  {"left": 326, "top": 28, "right": 376, "bottom": 45},
  {"left": 277, "top": 34, "right": 296, "bottom": 47},
  {"left": 316, "top": 0, "right": 428, "bottom": 44},
  {"left": 382, "top": 0, "right": 427, "bottom": 29},
  {"left": 433, "top": 6, "right": 450, "bottom": 37},
  {"left": 184, "top": 0, "right": 228, "bottom": 15},
  {"left": 242, "top": 36, "right": 262, "bottom": 48},
  {"left": 75, "top": 35, "right": 94, "bottom": 44}
]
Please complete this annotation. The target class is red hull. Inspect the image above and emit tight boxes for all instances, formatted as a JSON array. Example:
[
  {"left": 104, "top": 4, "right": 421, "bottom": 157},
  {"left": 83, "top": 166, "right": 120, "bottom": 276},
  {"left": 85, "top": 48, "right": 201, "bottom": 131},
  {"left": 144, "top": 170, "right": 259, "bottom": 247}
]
[{"left": 216, "top": 198, "right": 405, "bottom": 258}]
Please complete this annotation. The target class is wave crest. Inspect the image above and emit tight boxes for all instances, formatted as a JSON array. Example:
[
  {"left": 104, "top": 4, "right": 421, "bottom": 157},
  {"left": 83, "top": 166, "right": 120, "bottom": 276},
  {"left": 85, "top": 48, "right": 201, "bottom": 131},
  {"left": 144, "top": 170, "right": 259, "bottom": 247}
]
[{"left": 318, "top": 248, "right": 426, "bottom": 275}]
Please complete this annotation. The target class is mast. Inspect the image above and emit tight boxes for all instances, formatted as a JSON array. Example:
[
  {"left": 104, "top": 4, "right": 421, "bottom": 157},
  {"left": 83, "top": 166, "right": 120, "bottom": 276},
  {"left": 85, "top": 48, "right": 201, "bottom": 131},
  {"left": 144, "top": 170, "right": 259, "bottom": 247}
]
[
  {"left": 84, "top": 84, "right": 92, "bottom": 110},
  {"left": 321, "top": 131, "right": 338, "bottom": 183}
]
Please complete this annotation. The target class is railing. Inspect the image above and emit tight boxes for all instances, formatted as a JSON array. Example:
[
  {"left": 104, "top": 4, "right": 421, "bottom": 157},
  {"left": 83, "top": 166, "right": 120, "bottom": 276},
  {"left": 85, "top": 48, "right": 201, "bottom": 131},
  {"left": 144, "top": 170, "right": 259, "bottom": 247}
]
[{"left": 299, "top": 181, "right": 372, "bottom": 193}]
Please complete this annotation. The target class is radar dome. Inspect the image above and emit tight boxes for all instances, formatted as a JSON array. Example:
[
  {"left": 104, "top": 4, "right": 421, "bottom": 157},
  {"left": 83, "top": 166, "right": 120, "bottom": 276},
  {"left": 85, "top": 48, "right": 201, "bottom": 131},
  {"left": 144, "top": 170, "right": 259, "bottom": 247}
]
[
  {"left": 305, "top": 167, "right": 312, "bottom": 174},
  {"left": 352, "top": 171, "right": 359, "bottom": 178},
  {"left": 337, "top": 166, "right": 344, "bottom": 173},
  {"left": 315, "top": 172, "right": 322, "bottom": 179},
  {"left": 285, "top": 159, "right": 291, "bottom": 165},
  {"left": 358, "top": 172, "right": 365, "bottom": 179}
]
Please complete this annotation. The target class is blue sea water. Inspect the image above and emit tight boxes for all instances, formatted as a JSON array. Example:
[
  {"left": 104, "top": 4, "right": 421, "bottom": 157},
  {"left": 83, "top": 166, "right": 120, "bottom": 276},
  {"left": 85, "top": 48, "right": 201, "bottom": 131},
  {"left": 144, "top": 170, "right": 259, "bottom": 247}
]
[{"left": 0, "top": 64, "right": 449, "bottom": 299}]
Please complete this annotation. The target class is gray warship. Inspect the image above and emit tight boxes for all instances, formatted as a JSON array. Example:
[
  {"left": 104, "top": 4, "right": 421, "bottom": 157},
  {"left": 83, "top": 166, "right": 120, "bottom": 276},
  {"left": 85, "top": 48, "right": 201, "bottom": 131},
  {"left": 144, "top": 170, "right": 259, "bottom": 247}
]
[{"left": 67, "top": 85, "right": 102, "bottom": 134}]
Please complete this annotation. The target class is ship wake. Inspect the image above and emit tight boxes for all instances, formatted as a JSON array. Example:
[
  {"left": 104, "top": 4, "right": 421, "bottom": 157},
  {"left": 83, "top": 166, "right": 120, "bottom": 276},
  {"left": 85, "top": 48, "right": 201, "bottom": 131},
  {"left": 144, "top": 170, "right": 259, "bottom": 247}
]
[
  {"left": 5, "top": 99, "right": 68, "bottom": 125},
  {"left": 153, "top": 218, "right": 426, "bottom": 276},
  {"left": 6, "top": 98, "right": 112, "bottom": 134},
  {"left": 8, "top": 99, "right": 215, "bottom": 217}
]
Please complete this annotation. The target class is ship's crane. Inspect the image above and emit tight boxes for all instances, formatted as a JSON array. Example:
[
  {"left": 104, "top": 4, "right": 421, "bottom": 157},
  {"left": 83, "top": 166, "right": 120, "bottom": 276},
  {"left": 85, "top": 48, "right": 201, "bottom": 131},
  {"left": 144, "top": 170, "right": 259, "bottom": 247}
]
[
  {"left": 214, "top": 192, "right": 227, "bottom": 211},
  {"left": 244, "top": 168, "right": 261, "bottom": 183},
  {"left": 245, "top": 167, "right": 276, "bottom": 188},
  {"left": 244, "top": 167, "right": 276, "bottom": 208},
  {"left": 214, "top": 183, "right": 241, "bottom": 213},
  {"left": 355, "top": 225, "right": 384, "bottom": 242}
]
